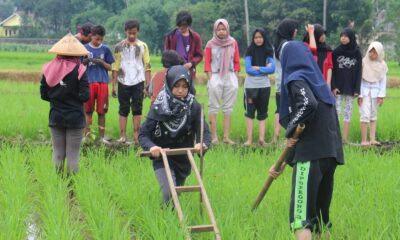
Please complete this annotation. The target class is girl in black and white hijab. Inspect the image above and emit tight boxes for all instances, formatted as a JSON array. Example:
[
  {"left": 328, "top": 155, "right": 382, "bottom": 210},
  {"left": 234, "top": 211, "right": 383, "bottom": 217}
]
[{"left": 139, "top": 65, "right": 211, "bottom": 204}]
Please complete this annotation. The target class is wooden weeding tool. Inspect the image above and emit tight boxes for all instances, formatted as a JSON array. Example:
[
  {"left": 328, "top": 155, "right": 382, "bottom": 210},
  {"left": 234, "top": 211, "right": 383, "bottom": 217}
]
[{"left": 140, "top": 148, "right": 221, "bottom": 240}]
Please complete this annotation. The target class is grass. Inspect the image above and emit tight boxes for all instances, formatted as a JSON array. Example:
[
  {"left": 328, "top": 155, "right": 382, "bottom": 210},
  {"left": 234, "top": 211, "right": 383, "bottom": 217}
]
[
  {"left": 0, "top": 50, "right": 398, "bottom": 80},
  {"left": 0, "top": 142, "right": 399, "bottom": 239},
  {"left": 0, "top": 147, "right": 32, "bottom": 239},
  {"left": 0, "top": 79, "right": 399, "bottom": 239},
  {"left": 29, "top": 146, "right": 84, "bottom": 239},
  {"left": 387, "top": 61, "right": 400, "bottom": 80},
  {"left": 0, "top": 80, "right": 399, "bottom": 142},
  {"left": 0, "top": 51, "right": 179, "bottom": 74}
]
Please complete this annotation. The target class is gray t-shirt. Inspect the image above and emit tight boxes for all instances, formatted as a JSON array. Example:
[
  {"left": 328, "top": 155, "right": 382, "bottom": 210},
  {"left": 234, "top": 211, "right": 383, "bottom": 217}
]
[
  {"left": 274, "top": 41, "right": 289, "bottom": 93},
  {"left": 274, "top": 59, "right": 282, "bottom": 93},
  {"left": 244, "top": 75, "right": 271, "bottom": 89}
]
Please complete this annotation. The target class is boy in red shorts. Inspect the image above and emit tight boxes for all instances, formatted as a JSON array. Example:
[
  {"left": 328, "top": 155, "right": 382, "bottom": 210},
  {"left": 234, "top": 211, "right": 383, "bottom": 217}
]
[{"left": 83, "top": 25, "right": 115, "bottom": 143}]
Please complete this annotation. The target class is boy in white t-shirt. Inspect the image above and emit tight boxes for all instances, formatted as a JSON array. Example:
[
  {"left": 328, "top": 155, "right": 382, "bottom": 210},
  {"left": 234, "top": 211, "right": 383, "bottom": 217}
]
[{"left": 112, "top": 19, "right": 151, "bottom": 144}]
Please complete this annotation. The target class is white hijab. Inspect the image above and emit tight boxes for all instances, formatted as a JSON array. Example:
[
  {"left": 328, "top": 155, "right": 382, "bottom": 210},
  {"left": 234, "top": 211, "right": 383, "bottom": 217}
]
[{"left": 362, "top": 41, "right": 388, "bottom": 83}]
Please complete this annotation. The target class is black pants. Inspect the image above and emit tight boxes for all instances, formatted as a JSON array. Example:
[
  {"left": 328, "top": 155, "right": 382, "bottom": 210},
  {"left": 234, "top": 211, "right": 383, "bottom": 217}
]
[
  {"left": 275, "top": 92, "right": 281, "bottom": 114},
  {"left": 244, "top": 87, "right": 270, "bottom": 120},
  {"left": 118, "top": 82, "right": 144, "bottom": 117},
  {"left": 290, "top": 158, "right": 337, "bottom": 232}
]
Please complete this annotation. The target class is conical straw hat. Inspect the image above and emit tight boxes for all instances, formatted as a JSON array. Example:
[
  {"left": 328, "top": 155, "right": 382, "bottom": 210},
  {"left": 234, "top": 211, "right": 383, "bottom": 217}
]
[{"left": 49, "top": 33, "right": 89, "bottom": 56}]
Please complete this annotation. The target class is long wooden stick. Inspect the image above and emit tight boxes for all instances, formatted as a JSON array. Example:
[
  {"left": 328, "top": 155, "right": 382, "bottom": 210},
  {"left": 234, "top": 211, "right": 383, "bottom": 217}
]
[
  {"left": 251, "top": 123, "right": 305, "bottom": 211},
  {"left": 199, "top": 104, "right": 205, "bottom": 216},
  {"left": 160, "top": 151, "right": 184, "bottom": 219},
  {"left": 187, "top": 150, "right": 221, "bottom": 240}
]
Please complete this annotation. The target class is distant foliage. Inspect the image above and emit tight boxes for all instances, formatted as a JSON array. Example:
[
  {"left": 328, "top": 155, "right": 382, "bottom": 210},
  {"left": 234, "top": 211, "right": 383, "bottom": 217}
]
[{"left": 0, "top": 0, "right": 398, "bottom": 59}]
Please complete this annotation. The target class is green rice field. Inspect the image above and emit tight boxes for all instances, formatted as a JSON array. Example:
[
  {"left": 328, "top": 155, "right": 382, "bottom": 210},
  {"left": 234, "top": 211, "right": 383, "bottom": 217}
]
[
  {"left": 0, "top": 50, "right": 399, "bottom": 239},
  {"left": 0, "top": 78, "right": 399, "bottom": 239}
]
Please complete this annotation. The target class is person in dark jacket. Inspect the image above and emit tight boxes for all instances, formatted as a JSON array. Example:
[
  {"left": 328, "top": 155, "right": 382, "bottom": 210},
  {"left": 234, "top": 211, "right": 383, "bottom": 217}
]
[
  {"left": 164, "top": 11, "right": 203, "bottom": 80},
  {"left": 139, "top": 65, "right": 211, "bottom": 204},
  {"left": 272, "top": 18, "right": 299, "bottom": 144},
  {"left": 269, "top": 41, "right": 344, "bottom": 240},
  {"left": 40, "top": 33, "right": 90, "bottom": 174},
  {"left": 331, "top": 28, "right": 362, "bottom": 143}
]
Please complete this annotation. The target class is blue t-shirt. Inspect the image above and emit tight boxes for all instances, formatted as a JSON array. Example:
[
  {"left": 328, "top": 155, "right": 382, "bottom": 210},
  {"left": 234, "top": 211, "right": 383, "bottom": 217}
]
[{"left": 85, "top": 43, "right": 115, "bottom": 83}]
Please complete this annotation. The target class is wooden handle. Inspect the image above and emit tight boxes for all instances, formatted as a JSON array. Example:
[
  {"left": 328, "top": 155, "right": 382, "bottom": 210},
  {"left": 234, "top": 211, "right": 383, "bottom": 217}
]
[
  {"left": 272, "top": 123, "right": 305, "bottom": 172},
  {"left": 251, "top": 123, "right": 305, "bottom": 211},
  {"left": 140, "top": 148, "right": 195, "bottom": 157},
  {"left": 199, "top": 104, "right": 205, "bottom": 216}
]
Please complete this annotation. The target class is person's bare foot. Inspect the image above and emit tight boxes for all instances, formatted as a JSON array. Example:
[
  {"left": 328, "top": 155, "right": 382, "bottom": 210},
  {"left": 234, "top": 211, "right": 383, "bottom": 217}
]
[
  {"left": 243, "top": 141, "right": 252, "bottom": 146},
  {"left": 360, "top": 141, "right": 370, "bottom": 146},
  {"left": 258, "top": 140, "right": 267, "bottom": 147},
  {"left": 223, "top": 138, "right": 235, "bottom": 145},
  {"left": 370, "top": 140, "right": 381, "bottom": 145},
  {"left": 211, "top": 138, "right": 219, "bottom": 145}
]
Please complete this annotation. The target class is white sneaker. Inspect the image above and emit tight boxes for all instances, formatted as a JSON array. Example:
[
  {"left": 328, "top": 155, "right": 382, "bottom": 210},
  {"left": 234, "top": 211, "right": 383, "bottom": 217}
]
[{"left": 117, "top": 137, "right": 126, "bottom": 143}]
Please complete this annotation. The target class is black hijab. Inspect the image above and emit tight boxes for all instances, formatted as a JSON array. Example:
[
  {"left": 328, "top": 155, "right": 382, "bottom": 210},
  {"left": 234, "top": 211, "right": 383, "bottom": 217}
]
[
  {"left": 279, "top": 41, "right": 336, "bottom": 124},
  {"left": 245, "top": 28, "right": 274, "bottom": 66},
  {"left": 147, "top": 65, "right": 194, "bottom": 137},
  {"left": 273, "top": 18, "right": 299, "bottom": 60},
  {"left": 333, "top": 28, "right": 359, "bottom": 56},
  {"left": 303, "top": 24, "right": 332, "bottom": 71}
]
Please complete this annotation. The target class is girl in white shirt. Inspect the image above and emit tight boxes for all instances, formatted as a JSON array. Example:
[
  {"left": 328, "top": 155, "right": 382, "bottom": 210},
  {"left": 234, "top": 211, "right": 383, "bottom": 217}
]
[{"left": 358, "top": 41, "right": 388, "bottom": 146}]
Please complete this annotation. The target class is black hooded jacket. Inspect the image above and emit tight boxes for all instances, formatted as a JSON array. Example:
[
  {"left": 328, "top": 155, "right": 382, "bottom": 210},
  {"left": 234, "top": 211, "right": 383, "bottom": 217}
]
[{"left": 331, "top": 28, "right": 362, "bottom": 95}]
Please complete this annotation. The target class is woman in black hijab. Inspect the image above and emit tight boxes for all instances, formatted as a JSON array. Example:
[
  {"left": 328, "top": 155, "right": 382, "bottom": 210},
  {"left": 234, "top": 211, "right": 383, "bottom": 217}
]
[
  {"left": 244, "top": 28, "right": 275, "bottom": 146},
  {"left": 273, "top": 18, "right": 299, "bottom": 60},
  {"left": 270, "top": 41, "right": 343, "bottom": 240},
  {"left": 139, "top": 65, "right": 211, "bottom": 204},
  {"left": 272, "top": 18, "right": 299, "bottom": 143},
  {"left": 331, "top": 27, "right": 362, "bottom": 143}
]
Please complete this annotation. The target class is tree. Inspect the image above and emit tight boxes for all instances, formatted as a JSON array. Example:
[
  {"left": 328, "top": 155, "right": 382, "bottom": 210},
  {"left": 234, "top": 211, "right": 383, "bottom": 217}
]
[
  {"left": 106, "top": 0, "right": 170, "bottom": 53},
  {"left": 187, "top": 1, "right": 220, "bottom": 45},
  {"left": 0, "top": 0, "right": 14, "bottom": 21},
  {"left": 381, "top": 0, "right": 400, "bottom": 62},
  {"left": 216, "top": 0, "right": 248, "bottom": 52},
  {"left": 91, "top": 0, "right": 126, "bottom": 14},
  {"left": 32, "top": 0, "right": 77, "bottom": 35},
  {"left": 70, "top": 6, "right": 112, "bottom": 33},
  {"left": 261, "top": 0, "right": 322, "bottom": 36}
]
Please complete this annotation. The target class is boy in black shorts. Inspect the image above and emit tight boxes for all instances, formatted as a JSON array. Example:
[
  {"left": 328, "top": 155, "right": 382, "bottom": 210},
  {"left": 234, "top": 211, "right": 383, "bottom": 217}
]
[
  {"left": 112, "top": 20, "right": 151, "bottom": 143},
  {"left": 269, "top": 41, "right": 344, "bottom": 240}
]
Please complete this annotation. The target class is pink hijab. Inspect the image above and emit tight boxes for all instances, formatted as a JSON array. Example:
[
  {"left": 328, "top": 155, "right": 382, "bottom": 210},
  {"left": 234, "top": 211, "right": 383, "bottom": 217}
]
[
  {"left": 206, "top": 19, "right": 236, "bottom": 77},
  {"left": 42, "top": 56, "right": 86, "bottom": 87}
]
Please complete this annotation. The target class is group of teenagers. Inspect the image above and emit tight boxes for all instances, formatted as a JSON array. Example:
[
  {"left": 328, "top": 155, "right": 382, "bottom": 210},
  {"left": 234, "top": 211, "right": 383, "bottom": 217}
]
[{"left": 40, "top": 10, "right": 388, "bottom": 239}]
